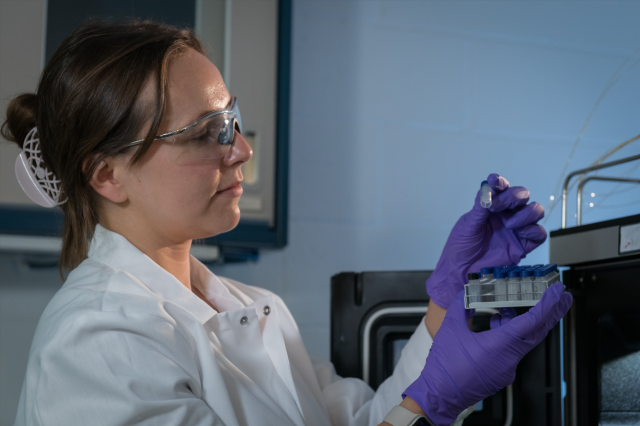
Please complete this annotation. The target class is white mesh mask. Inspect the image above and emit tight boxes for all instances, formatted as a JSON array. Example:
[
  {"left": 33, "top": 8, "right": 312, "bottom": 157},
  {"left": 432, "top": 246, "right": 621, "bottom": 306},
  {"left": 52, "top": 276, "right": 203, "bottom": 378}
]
[{"left": 14, "top": 127, "right": 66, "bottom": 208}]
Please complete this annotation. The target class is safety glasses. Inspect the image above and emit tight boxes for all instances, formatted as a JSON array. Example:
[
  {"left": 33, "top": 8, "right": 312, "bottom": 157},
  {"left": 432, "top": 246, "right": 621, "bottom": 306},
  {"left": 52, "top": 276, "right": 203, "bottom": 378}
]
[{"left": 128, "top": 97, "right": 242, "bottom": 165}]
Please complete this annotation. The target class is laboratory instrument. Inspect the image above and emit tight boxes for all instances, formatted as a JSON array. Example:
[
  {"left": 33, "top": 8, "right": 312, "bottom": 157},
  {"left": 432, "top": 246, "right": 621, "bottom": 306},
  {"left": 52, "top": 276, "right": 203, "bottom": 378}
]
[
  {"left": 551, "top": 212, "right": 640, "bottom": 425},
  {"left": 464, "top": 264, "right": 560, "bottom": 309},
  {"left": 403, "top": 284, "right": 571, "bottom": 426},
  {"left": 332, "top": 269, "right": 564, "bottom": 425}
]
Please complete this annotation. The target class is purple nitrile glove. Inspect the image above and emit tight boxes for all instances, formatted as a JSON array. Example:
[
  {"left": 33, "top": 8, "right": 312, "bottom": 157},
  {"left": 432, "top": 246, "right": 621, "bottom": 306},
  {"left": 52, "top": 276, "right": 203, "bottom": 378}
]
[
  {"left": 404, "top": 283, "right": 572, "bottom": 426},
  {"left": 427, "top": 174, "right": 547, "bottom": 309}
]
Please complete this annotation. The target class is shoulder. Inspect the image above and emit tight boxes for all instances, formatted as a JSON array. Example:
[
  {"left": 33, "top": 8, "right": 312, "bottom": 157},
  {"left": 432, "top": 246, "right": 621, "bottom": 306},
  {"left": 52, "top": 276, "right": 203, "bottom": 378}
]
[
  {"left": 34, "top": 260, "right": 191, "bottom": 356},
  {"left": 49, "top": 259, "right": 169, "bottom": 319}
]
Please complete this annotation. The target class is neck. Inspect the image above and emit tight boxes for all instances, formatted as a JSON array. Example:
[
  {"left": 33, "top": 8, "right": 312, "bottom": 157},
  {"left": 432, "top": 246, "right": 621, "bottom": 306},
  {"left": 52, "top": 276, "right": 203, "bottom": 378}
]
[{"left": 98, "top": 215, "right": 193, "bottom": 291}]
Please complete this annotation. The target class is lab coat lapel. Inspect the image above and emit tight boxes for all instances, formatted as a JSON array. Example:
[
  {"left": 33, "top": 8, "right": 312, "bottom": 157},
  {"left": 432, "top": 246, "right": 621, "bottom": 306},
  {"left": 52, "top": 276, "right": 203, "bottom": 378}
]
[
  {"left": 247, "top": 296, "right": 304, "bottom": 416},
  {"left": 213, "top": 278, "right": 333, "bottom": 425},
  {"left": 207, "top": 308, "right": 306, "bottom": 426},
  {"left": 274, "top": 295, "right": 329, "bottom": 413}
]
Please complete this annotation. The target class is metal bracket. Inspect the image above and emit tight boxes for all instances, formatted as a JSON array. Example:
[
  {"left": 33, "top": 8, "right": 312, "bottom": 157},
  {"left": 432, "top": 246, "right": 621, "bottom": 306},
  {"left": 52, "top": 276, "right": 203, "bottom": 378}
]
[
  {"left": 562, "top": 153, "right": 640, "bottom": 228},
  {"left": 576, "top": 176, "right": 640, "bottom": 225}
]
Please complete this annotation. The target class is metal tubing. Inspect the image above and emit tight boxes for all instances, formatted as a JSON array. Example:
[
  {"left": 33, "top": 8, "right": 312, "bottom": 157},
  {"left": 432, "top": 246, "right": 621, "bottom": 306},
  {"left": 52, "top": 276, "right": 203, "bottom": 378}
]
[
  {"left": 561, "top": 153, "right": 640, "bottom": 228},
  {"left": 576, "top": 176, "right": 640, "bottom": 225}
]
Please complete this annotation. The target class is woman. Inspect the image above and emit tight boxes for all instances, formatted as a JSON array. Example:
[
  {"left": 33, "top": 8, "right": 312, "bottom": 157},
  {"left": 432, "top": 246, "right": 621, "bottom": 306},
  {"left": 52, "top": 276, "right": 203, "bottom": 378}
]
[{"left": 3, "top": 21, "right": 571, "bottom": 426}]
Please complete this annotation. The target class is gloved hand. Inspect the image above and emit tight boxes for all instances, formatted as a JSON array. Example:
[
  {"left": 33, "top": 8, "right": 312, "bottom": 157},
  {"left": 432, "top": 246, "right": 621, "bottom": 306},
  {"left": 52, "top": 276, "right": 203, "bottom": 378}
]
[
  {"left": 427, "top": 174, "right": 547, "bottom": 309},
  {"left": 403, "top": 283, "right": 572, "bottom": 426}
]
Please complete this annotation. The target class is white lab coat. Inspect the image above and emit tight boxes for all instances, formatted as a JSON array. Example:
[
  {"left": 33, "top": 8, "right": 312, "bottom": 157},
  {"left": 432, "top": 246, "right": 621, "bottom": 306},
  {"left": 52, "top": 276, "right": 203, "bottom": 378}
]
[{"left": 13, "top": 225, "right": 469, "bottom": 426}]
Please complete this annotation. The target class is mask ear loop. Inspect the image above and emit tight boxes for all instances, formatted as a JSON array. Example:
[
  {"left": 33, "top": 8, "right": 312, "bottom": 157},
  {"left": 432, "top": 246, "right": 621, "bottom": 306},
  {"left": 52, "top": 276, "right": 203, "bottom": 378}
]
[{"left": 14, "top": 127, "right": 67, "bottom": 208}]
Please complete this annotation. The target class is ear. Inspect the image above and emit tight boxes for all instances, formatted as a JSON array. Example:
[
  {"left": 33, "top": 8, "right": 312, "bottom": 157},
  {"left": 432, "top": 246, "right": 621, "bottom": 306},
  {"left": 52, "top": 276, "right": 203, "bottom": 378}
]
[{"left": 88, "top": 157, "right": 129, "bottom": 204}]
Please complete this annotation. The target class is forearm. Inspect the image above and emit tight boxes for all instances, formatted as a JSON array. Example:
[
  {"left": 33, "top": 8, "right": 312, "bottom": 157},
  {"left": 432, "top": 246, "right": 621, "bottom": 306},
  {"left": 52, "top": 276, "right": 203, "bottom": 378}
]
[
  {"left": 425, "top": 299, "right": 473, "bottom": 339},
  {"left": 425, "top": 299, "right": 447, "bottom": 339}
]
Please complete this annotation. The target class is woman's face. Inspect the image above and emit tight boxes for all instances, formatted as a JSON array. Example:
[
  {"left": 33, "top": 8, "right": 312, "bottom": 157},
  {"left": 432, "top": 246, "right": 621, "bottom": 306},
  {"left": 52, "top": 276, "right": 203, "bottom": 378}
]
[{"left": 116, "top": 49, "right": 252, "bottom": 243}]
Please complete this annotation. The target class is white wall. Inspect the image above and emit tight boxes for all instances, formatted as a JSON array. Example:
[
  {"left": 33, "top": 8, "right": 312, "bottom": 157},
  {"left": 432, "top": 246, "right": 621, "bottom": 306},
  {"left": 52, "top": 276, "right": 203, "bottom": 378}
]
[
  {"left": 211, "top": 0, "right": 640, "bottom": 359},
  {"left": 2, "top": 1, "right": 640, "bottom": 424}
]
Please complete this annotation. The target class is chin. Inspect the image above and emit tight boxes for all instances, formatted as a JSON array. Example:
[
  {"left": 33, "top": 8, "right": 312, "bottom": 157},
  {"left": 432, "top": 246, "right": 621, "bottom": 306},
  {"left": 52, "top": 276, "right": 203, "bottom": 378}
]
[{"left": 197, "top": 209, "right": 241, "bottom": 239}]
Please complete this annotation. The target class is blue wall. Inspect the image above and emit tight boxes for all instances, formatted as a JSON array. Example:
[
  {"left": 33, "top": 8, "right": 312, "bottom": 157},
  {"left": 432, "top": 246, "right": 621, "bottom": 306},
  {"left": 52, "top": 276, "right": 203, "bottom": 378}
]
[{"left": 211, "top": 0, "right": 640, "bottom": 359}]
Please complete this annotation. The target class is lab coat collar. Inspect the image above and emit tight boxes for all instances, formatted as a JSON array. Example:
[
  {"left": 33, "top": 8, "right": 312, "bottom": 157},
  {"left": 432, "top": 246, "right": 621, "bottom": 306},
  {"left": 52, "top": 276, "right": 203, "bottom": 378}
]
[{"left": 88, "top": 225, "right": 241, "bottom": 324}]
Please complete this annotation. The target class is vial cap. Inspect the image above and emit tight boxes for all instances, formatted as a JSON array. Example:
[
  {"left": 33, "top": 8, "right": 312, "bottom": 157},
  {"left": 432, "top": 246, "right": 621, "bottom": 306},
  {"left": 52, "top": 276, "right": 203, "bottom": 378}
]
[
  {"left": 467, "top": 273, "right": 480, "bottom": 280},
  {"left": 534, "top": 264, "right": 557, "bottom": 277},
  {"left": 495, "top": 271, "right": 508, "bottom": 279},
  {"left": 520, "top": 269, "right": 534, "bottom": 278},
  {"left": 480, "top": 267, "right": 494, "bottom": 275},
  {"left": 508, "top": 268, "right": 524, "bottom": 278}
]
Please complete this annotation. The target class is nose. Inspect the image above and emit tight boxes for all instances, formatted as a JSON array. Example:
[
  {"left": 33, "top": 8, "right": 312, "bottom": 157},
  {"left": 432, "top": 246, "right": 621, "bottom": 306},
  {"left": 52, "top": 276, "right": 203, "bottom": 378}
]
[{"left": 223, "top": 130, "right": 253, "bottom": 166}]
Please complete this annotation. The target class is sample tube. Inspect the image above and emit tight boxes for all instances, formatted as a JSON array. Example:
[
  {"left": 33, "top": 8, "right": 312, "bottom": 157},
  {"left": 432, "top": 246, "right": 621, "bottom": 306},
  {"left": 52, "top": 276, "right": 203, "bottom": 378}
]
[
  {"left": 520, "top": 268, "right": 536, "bottom": 301},
  {"left": 480, "top": 267, "right": 494, "bottom": 281},
  {"left": 466, "top": 272, "right": 481, "bottom": 305},
  {"left": 478, "top": 267, "right": 495, "bottom": 302},
  {"left": 533, "top": 264, "right": 559, "bottom": 300},
  {"left": 507, "top": 267, "right": 524, "bottom": 301},
  {"left": 480, "top": 181, "right": 492, "bottom": 209},
  {"left": 494, "top": 270, "right": 508, "bottom": 302}
]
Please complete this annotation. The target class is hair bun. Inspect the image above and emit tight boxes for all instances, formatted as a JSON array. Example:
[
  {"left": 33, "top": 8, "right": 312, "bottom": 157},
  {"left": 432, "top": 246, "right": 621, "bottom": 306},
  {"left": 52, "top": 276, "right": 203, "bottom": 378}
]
[{"left": 1, "top": 93, "right": 37, "bottom": 149}]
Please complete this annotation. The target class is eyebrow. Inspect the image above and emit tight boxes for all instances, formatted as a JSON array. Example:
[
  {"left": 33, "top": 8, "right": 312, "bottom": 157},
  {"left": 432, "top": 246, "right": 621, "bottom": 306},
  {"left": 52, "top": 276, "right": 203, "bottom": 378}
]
[{"left": 188, "top": 97, "right": 233, "bottom": 126}]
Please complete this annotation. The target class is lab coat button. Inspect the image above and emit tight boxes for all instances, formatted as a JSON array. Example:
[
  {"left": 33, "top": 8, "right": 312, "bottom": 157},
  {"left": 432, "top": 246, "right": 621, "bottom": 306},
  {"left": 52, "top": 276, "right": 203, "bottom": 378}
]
[
  {"left": 263, "top": 306, "right": 271, "bottom": 316},
  {"left": 240, "top": 316, "right": 248, "bottom": 325}
]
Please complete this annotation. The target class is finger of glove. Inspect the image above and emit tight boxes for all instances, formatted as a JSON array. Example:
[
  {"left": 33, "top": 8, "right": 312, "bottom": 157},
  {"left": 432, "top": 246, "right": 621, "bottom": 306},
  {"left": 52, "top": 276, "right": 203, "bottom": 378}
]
[
  {"left": 499, "top": 307, "right": 518, "bottom": 322},
  {"left": 542, "top": 292, "right": 573, "bottom": 336},
  {"left": 526, "top": 292, "right": 573, "bottom": 344},
  {"left": 490, "top": 313, "right": 502, "bottom": 329},
  {"left": 448, "top": 290, "right": 472, "bottom": 326},
  {"left": 517, "top": 224, "right": 548, "bottom": 253},
  {"left": 487, "top": 174, "right": 510, "bottom": 193},
  {"left": 505, "top": 282, "right": 565, "bottom": 339},
  {"left": 490, "top": 186, "right": 530, "bottom": 213},
  {"left": 489, "top": 308, "right": 517, "bottom": 329},
  {"left": 504, "top": 202, "right": 545, "bottom": 230},
  {"left": 465, "top": 191, "right": 491, "bottom": 232}
]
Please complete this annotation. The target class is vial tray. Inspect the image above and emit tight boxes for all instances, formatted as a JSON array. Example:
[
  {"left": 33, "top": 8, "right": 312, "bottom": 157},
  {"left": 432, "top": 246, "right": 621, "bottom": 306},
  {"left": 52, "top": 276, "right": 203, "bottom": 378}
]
[{"left": 464, "top": 265, "right": 560, "bottom": 309}]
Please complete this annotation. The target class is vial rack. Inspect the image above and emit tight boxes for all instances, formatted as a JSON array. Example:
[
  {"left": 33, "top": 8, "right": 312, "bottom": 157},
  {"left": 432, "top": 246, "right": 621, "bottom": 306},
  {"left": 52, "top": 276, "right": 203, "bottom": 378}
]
[{"left": 464, "top": 264, "right": 560, "bottom": 309}]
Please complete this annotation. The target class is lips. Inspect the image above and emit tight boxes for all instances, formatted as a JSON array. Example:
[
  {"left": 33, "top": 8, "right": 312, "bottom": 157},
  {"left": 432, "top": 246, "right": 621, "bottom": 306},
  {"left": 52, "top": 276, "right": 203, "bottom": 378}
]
[{"left": 217, "top": 180, "right": 243, "bottom": 196}]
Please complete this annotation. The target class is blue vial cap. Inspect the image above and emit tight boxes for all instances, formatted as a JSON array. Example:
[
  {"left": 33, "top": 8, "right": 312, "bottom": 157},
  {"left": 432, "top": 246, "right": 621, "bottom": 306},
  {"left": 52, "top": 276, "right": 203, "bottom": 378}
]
[
  {"left": 534, "top": 264, "right": 558, "bottom": 277},
  {"left": 495, "top": 271, "right": 508, "bottom": 279},
  {"left": 481, "top": 180, "right": 489, "bottom": 188},
  {"left": 508, "top": 267, "right": 525, "bottom": 278},
  {"left": 480, "top": 267, "right": 494, "bottom": 274},
  {"left": 520, "top": 269, "right": 534, "bottom": 278},
  {"left": 534, "top": 268, "right": 549, "bottom": 277}
]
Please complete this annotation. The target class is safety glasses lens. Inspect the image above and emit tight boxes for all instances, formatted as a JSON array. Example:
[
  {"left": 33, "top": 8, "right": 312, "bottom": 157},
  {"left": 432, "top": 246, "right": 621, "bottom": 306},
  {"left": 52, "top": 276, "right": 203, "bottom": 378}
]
[{"left": 167, "top": 112, "right": 239, "bottom": 164}]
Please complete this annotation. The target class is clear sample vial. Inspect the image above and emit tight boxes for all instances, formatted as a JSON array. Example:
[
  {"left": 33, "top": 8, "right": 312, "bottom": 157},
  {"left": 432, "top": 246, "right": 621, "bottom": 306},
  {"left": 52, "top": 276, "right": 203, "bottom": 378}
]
[
  {"left": 507, "top": 267, "right": 525, "bottom": 301},
  {"left": 480, "top": 267, "right": 494, "bottom": 281},
  {"left": 493, "top": 270, "right": 508, "bottom": 302},
  {"left": 533, "top": 264, "right": 560, "bottom": 300},
  {"left": 480, "top": 180, "right": 492, "bottom": 208},
  {"left": 520, "top": 268, "right": 537, "bottom": 301},
  {"left": 466, "top": 272, "right": 481, "bottom": 304}
]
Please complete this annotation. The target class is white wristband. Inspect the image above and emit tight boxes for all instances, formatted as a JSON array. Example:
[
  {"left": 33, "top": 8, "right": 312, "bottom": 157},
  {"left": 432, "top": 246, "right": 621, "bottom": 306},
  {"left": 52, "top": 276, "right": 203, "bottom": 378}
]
[{"left": 382, "top": 405, "right": 435, "bottom": 426}]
